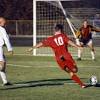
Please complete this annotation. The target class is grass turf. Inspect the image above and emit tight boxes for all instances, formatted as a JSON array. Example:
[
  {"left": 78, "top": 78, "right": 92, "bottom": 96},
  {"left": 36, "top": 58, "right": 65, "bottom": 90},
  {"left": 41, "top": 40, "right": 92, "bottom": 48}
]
[{"left": 0, "top": 47, "right": 100, "bottom": 100}]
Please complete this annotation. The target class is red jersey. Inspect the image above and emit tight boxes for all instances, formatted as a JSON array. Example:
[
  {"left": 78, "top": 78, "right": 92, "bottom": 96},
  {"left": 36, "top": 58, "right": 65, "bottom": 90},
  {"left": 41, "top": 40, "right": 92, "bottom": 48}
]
[
  {"left": 80, "top": 25, "right": 93, "bottom": 39},
  {"left": 42, "top": 33, "right": 69, "bottom": 57},
  {"left": 42, "top": 33, "right": 76, "bottom": 70}
]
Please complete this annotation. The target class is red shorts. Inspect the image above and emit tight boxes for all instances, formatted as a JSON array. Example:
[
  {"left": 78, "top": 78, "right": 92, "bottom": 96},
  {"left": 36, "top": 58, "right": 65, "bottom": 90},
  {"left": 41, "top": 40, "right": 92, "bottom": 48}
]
[{"left": 56, "top": 52, "right": 76, "bottom": 71}]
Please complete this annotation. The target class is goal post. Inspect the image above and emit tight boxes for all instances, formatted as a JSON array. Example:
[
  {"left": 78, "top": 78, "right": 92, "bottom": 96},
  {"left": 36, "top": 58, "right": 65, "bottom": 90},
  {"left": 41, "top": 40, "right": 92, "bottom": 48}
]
[
  {"left": 33, "top": 0, "right": 36, "bottom": 55},
  {"left": 33, "top": 0, "right": 79, "bottom": 56},
  {"left": 33, "top": 0, "right": 100, "bottom": 60},
  {"left": 34, "top": 0, "right": 95, "bottom": 57}
]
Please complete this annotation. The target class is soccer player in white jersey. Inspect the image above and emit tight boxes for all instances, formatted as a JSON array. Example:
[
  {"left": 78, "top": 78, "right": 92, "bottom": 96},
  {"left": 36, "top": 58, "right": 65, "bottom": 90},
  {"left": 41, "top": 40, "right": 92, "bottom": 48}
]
[{"left": 0, "top": 17, "right": 13, "bottom": 86}]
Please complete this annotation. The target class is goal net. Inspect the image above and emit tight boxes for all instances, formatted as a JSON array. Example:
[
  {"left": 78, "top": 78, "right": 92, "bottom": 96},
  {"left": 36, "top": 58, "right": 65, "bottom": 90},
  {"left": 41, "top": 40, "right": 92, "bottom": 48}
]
[{"left": 33, "top": 0, "right": 100, "bottom": 59}]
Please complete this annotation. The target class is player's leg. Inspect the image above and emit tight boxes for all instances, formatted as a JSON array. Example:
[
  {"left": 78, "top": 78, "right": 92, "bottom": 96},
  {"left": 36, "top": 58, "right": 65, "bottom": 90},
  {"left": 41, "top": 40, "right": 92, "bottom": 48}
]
[
  {"left": 64, "top": 66, "right": 86, "bottom": 88},
  {"left": 77, "top": 42, "right": 84, "bottom": 60},
  {"left": 87, "top": 40, "right": 95, "bottom": 60},
  {"left": 63, "top": 57, "right": 86, "bottom": 88},
  {"left": 0, "top": 48, "right": 11, "bottom": 86},
  {"left": 57, "top": 55, "right": 86, "bottom": 88},
  {"left": 0, "top": 61, "right": 12, "bottom": 86},
  {"left": 0, "top": 61, "right": 7, "bottom": 84}
]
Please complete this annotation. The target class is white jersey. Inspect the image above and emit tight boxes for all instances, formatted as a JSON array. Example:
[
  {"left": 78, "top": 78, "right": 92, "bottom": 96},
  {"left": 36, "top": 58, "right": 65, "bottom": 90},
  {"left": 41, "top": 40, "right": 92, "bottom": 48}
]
[{"left": 0, "top": 26, "right": 12, "bottom": 51}]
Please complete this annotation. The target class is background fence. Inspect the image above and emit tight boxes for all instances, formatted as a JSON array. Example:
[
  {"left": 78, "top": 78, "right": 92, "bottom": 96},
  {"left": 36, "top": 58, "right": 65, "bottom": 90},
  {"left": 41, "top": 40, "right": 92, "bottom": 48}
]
[
  {"left": 6, "top": 20, "right": 33, "bottom": 46},
  {"left": 6, "top": 19, "right": 100, "bottom": 46},
  {"left": 6, "top": 20, "right": 33, "bottom": 36}
]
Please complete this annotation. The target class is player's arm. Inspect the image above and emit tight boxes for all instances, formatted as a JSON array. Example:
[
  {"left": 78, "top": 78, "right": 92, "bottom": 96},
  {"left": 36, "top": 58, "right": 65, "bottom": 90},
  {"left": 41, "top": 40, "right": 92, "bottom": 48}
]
[
  {"left": 91, "top": 26, "right": 100, "bottom": 32},
  {"left": 27, "top": 37, "right": 50, "bottom": 52},
  {"left": 2, "top": 28, "right": 13, "bottom": 55},
  {"left": 68, "top": 40, "right": 81, "bottom": 49},
  {"left": 27, "top": 42, "right": 44, "bottom": 52}
]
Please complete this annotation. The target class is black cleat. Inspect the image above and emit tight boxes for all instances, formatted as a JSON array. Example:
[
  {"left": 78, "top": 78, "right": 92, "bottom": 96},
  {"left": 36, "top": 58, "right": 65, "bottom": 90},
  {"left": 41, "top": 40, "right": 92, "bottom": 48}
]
[
  {"left": 92, "top": 58, "right": 96, "bottom": 61},
  {"left": 3, "top": 82, "right": 12, "bottom": 86},
  {"left": 77, "top": 58, "right": 81, "bottom": 61}
]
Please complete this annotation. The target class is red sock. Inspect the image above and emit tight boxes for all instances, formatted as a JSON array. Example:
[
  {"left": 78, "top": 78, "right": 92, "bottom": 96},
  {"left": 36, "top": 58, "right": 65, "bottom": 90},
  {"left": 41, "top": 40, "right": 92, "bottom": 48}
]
[{"left": 71, "top": 74, "right": 84, "bottom": 86}]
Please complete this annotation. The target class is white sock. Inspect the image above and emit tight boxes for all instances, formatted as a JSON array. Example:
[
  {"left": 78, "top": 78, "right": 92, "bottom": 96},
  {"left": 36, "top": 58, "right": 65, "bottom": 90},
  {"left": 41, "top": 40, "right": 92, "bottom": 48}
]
[
  {"left": 0, "top": 71, "right": 7, "bottom": 84},
  {"left": 78, "top": 49, "right": 81, "bottom": 58},
  {"left": 91, "top": 51, "right": 95, "bottom": 60}
]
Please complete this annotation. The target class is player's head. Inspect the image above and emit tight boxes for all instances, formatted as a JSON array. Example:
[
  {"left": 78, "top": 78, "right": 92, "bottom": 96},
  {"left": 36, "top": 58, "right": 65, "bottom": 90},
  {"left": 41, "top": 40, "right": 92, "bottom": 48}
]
[
  {"left": 83, "top": 20, "right": 88, "bottom": 28},
  {"left": 55, "top": 24, "right": 64, "bottom": 32},
  {"left": 0, "top": 17, "right": 6, "bottom": 27}
]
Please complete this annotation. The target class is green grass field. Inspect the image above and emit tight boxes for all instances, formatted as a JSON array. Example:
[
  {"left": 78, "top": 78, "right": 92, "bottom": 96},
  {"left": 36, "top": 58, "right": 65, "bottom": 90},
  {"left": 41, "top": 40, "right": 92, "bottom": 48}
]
[{"left": 0, "top": 47, "right": 100, "bottom": 100}]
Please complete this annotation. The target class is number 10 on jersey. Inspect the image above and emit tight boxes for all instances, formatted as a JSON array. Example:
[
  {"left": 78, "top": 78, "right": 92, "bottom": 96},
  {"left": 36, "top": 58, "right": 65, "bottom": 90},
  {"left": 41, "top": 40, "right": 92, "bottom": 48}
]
[{"left": 54, "top": 36, "right": 64, "bottom": 46}]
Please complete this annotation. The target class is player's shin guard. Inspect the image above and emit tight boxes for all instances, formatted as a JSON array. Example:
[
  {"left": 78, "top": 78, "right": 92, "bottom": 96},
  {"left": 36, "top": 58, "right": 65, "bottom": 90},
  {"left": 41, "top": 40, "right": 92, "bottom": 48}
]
[
  {"left": 91, "top": 51, "right": 95, "bottom": 60},
  {"left": 0, "top": 71, "right": 8, "bottom": 84},
  {"left": 78, "top": 49, "right": 81, "bottom": 59},
  {"left": 71, "top": 74, "right": 85, "bottom": 87},
  {"left": 0, "top": 65, "right": 7, "bottom": 84}
]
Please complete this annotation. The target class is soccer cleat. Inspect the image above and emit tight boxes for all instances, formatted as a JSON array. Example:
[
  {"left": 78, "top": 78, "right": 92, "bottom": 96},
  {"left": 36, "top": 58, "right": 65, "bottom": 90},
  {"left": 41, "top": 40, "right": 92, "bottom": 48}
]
[
  {"left": 92, "top": 58, "right": 96, "bottom": 61},
  {"left": 3, "top": 82, "right": 12, "bottom": 86},
  {"left": 77, "top": 58, "right": 81, "bottom": 61}
]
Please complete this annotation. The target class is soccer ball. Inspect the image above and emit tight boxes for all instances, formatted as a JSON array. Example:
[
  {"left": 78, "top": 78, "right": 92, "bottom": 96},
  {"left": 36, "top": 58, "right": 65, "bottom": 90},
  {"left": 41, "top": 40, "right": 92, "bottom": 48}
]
[{"left": 90, "top": 75, "right": 98, "bottom": 85}]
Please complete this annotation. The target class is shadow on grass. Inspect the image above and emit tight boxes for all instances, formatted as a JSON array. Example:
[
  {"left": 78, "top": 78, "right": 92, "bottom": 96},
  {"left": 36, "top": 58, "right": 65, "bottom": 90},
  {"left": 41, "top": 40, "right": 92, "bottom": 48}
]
[
  {"left": 15, "top": 78, "right": 72, "bottom": 84},
  {"left": 86, "top": 83, "right": 100, "bottom": 88},
  {"left": 0, "top": 78, "right": 86, "bottom": 90},
  {"left": 95, "top": 83, "right": 100, "bottom": 87}
]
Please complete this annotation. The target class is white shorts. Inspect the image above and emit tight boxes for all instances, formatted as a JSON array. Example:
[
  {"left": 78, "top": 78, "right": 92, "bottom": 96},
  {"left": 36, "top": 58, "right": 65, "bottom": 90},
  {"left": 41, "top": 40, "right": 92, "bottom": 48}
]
[
  {"left": 0, "top": 47, "right": 5, "bottom": 62},
  {"left": 87, "top": 39, "right": 93, "bottom": 46}
]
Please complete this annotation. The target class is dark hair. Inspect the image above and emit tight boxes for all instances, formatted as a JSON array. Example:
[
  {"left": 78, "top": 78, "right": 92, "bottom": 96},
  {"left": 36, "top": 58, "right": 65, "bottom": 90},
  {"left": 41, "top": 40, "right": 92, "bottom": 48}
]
[
  {"left": 82, "top": 18, "right": 88, "bottom": 23},
  {"left": 55, "top": 24, "right": 64, "bottom": 32},
  {"left": 0, "top": 17, "right": 6, "bottom": 20}
]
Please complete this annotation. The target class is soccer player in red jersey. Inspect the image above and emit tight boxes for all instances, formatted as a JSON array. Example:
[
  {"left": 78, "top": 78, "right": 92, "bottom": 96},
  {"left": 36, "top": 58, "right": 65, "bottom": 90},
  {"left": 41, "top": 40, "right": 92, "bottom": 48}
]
[
  {"left": 28, "top": 24, "right": 86, "bottom": 88},
  {"left": 77, "top": 20, "right": 100, "bottom": 60}
]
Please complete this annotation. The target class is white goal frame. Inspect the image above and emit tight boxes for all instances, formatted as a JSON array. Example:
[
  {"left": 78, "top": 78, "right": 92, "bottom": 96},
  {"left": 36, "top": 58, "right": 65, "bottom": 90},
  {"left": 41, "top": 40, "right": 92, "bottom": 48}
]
[{"left": 33, "top": 0, "right": 79, "bottom": 56}]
